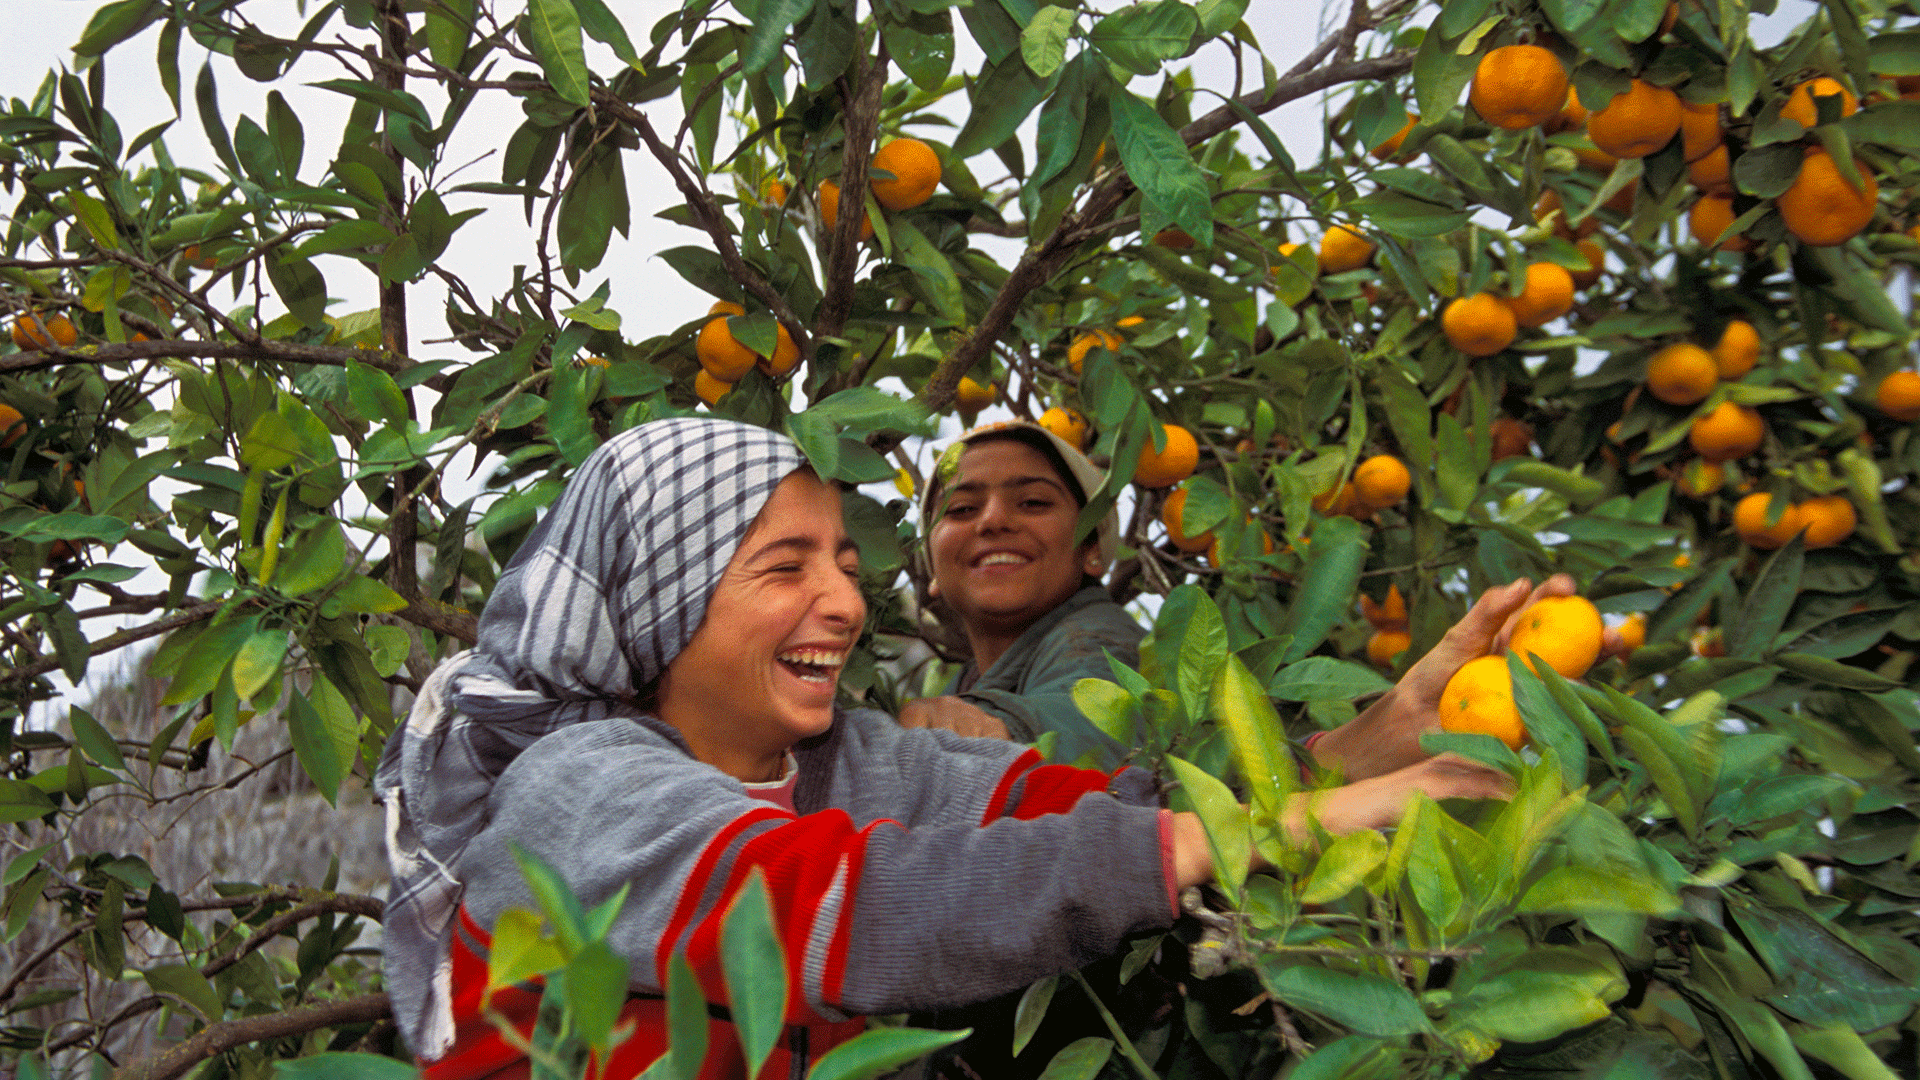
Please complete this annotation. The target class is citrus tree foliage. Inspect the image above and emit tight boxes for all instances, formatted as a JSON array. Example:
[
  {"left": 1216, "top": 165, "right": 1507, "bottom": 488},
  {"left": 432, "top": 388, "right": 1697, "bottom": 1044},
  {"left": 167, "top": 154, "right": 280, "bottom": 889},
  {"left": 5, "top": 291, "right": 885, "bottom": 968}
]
[{"left": 2, "top": 0, "right": 1919, "bottom": 1076}]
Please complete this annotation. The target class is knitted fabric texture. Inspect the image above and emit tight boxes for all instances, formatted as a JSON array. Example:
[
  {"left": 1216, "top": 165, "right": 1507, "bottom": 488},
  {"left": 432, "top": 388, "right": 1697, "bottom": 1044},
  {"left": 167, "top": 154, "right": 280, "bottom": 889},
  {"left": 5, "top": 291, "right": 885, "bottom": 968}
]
[{"left": 374, "top": 416, "right": 806, "bottom": 1057}]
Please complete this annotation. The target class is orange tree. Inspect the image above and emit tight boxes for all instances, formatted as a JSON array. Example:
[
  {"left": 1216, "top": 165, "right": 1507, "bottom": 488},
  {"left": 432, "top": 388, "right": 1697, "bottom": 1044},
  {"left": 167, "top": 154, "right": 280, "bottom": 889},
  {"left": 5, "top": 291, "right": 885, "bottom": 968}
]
[{"left": 2, "top": 0, "right": 1918, "bottom": 1077}]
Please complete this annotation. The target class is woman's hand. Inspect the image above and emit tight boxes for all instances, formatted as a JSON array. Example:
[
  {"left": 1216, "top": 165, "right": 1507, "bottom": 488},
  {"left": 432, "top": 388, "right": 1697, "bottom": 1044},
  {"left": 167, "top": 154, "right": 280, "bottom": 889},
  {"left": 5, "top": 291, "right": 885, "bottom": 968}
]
[
  {"left": 1310, "top": 574, "right": 1624, "bottom": 780},
  {"left": 897, "top": 696, "right": 1012, "bottom": 740}
]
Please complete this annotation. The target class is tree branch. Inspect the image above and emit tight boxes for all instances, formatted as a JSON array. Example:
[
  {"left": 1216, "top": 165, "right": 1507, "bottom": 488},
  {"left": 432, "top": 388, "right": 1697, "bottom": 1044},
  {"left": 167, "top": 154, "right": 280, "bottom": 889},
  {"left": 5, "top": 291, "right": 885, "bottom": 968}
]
[
  {"left": 0, "top": 338, "right": 443, "bottom": 389},
  {"left": 397, "top": 596, "right": 478, "bottom": 644},
  {"left": 109, "top": 994, "right": 392, "bottom": 1080},
  {"left": 817, "top": 40, "right": 890, "bottom": 342},
  {"left": 0, "top": 601, "right": 221, "bottom": 686}
]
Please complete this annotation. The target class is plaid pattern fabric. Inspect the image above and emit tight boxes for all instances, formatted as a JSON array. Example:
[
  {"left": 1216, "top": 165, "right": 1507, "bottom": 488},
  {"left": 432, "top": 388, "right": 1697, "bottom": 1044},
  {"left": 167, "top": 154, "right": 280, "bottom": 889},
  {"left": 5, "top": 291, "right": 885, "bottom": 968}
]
[{"left": 374, "top": 417, "right": 805, "bottom": 1057}]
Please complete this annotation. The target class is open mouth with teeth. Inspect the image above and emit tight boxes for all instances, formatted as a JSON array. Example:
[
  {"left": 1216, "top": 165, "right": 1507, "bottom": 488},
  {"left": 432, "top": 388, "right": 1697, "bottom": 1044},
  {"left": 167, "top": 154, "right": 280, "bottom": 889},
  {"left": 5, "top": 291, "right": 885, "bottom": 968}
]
[
  {"left": 973, "top": 552, "right": 1032, "bottom": 568},
  {"left": 776, "top": 648, "right": 845, "bottom": 684}
]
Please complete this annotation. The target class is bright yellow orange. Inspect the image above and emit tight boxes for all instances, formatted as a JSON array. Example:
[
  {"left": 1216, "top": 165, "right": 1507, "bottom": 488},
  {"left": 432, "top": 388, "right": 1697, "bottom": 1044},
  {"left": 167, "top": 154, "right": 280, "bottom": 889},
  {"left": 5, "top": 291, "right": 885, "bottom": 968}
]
[
  {"left": 1489, "top": 417, "right": 1533, "bottom": 460},
  {"left": 1038, "top": 406, "right": 1089, "bottom": 449},
  {"left": 1504, "top": 262, "right": 1575, "bottom": 328},
  {"left": 0, "top": 404, "right": 23, "bottom": 447},
  {"left": 870, "top": 138, "right": 941, "bottom": 211},
  {"left": 1367, "top": 628, "right": 1412, "bottom": 668},
  {"left": 1135, "top": 424, "right": 1199, "bottom": 488},
  {"left": 1160, "top": 487, "right": 1215, "bottom": 553},
  {"left": 955, "top": 377, "right": 996, "bottom": 412},
  {"left": 1507, "top": 595, "right": 1605, "bottom": 679},
  {"left": 1712, "top": 320, "right": 1760, "bottom": 379},
  {"left": 1568, "top": 238, "right": 1607, "bottom": 288},
  {"left": 1361, "top": 583, "right": 1408, "bottom": 629},
  {"left": 762, "top": 177, "right": 789, "bottom": 205},
  {"left": 1875, "top": 370, "right": 1920, "bottom": 420},
  {"left": 1352, "top": 455, "right": 1411, "bottom": 508},
  {"left": 1442, "top": 293, "right": 1518, "bottom": 357},
  {"left": 1469, "top": 45, "right": 1570, "bottom": 130},
  {"left": 1318, "top": 225, "right": 1374, "bottom": 273},
  {"left": 1688, "top": 401, "right": 1765, "bottom": 462},
  {"left": 1370, "top": 113, "right": 1418, "bottom": 159},
  {"left": 1798, "top": 495, "right": 1856, "bottom": 549},
  {"left": 1068, "top": 329, "right": 1122, "bottom": 375},
  {"left": 1677, "top": 459, "right": 1726, "bottom": 496},
  {"left": 1687, "top": 145, "right": 1733, "bottom": 195},
  {"left": 1439, "top": 655, "right": 1527, "bottom": 750},
  {"left": 819, "top": 179, "right": 874, "bottom": 240},
  {"left": 1777, "top": 148, "right": 1879, "bottom": 247},
  {"left": 694, "top": 368, "right": 733, "bottom": 407},
  {"left": 760, "top": 323, "right": 800, "bottom": 377},
  {"left": 1616, "top": 612, "right": 1647, "bottom": 653},
  {"left": 1587, "top": 79, "right": 1684, "bottom": 159},
  {"left": 1733, "top": 492, "right": 1806, "bottom": 549},
  {"left": 1646, "top": 343, "right": 1718, "bottom": 405},
  {"left": 1689, "top": 194, "right": 1750, "bottom": 252},
  {"left": 1680, "top": 100, "right": 1723, "bottom": 162},
  {"left": 1780, "top": 77, "right": 1858, "bottom": 129}
]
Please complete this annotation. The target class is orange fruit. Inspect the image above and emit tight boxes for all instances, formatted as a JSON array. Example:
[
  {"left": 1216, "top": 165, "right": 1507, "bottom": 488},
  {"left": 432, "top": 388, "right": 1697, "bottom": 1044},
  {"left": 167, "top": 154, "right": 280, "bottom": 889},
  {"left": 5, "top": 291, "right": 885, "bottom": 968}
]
[
  {"left": 1616, "top": 612, "right": 1647, "bottom": 653},
  {"left": 1692, "top": 626, "right": 1727, "bottom": 658},
  {"left": 1038, "top": 406, "right": 1089, "bottom": 449},
  {"left": 1160, "top": 487, "right": 1216, "bottom": 553},
  {"left": 1568, "top": 238, "right": 1607, "bottom": 288},
  {"left": 1697, "top": 399, "right": 1766, "bottom": 457},
  {"left": 1507, "top": 595, "right": 1605, "bottom": 679},
  {"left": 1688, "top": 193, "right": 1750, "bottom": 252},
  {"left": 11, "top": 312, "right": 77, "bottom": 350},
  {"left": 1587, "top": 79, "right": 1684, "bottom": 159},
  {"left": 1646, "top": 343, "right": 1718, "bottom": 405},
  {"left": 955, "top": 377, "right": 997, "bottom": 412},
  {"left": 1544, "top": 85, "right": 1588, "bottom": 134},
  {"left": 1361, "top": 583, "right": 1408, "bottom": 629},
  {"left": 1780, "top": 77, "right": 1858, "bottom": 129},
  {"left": 695, "top": 302, "right": 762, "bottom": 382},
  {"left": 819, "top": 179, "right": 874, "bottom": 240},
  {"left": 1439, "top": 654, "right": 1527, "bottom": 750},
  {"left": 0, "top": 404, "right": 24, "bottom": 447},
  {"left": 1135, "top": 424, "right": 1199, "bottom": 488},
  {"left": 1366, "top": 628, "right": 1412, "bottom": 668},
  {"left": 1370, "top": 112, "right": 1419, "bottom": 159},
  {"left": 759, "top": 324, "right": 800, "bottom": 377},
  {"left": 1534, "top": 189, "right": 1598, "bottom": 240},
  {"left": 1489, "top": 417, "right": 1533, "bottom": 460},
  {"left": 1733, "top": 492, "right": 1806, "bottom": 549},
  {"left": 1067, "top": 329, "right": 1122, "bottom": 375},
  {"left": 1777, "top": 148, "right": 1879, "bottom": 247},
  {"left": 694, "top": 368, "right": 733, "bottom": 407},
  {"left": 1276, "top": 242, "right": 1303, "bottom": 260},
  {"left": 1875, "top": 371, "right": 1920, "bottom": 420},
  {"left": 1442, "top": 293, "right": 1518, "bottom": 357},
  {"left": 1798, "top": 495, "right": 1856, "bottom": 549},
  {"left": 1352, "top": 455, "right": 1411, "bottom": 508},
  {"left": 1468, "top": 45, "right": 1570, "bottom": 130},
  {"left": 869, "top": 138, "right": 941, "bottom": 211},
  {"left": 1312, "top": 480, "right": 1359, "bottom": 517},
  {"left": 1712, "top": 320, "right": 1760, "bottom": 379},
  {"left": 182, "top": 244, "right": 220, "bottom": 269},
  {"left": 1677, "top": 459, "right": 1726, "bottom": 496},
  {"left": 1679, "top": 101, "right": 1724, "bottom": 162},
  {"left": 1318, "top": 225, "right": 1374, "bottom": 273},
  {"left": 762, "top": 177, "right": 789, "bottom": 205},
  {"left": 1504, "top": 262, "right": 1575, "bottom": 328},
  {"left": 1687, "top": 145, "right": 1733, "bottom": 195},
  {"left": 1115, "top": 315, "right": 1146, "bottom": 328}
]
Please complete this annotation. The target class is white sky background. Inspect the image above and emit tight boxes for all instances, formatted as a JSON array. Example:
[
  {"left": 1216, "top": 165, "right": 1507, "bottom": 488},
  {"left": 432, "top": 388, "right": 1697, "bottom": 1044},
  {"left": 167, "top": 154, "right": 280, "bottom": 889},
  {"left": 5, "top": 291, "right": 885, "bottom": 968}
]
[{"left": 0, "top": 0, "right": 1818, "bottom": 714}]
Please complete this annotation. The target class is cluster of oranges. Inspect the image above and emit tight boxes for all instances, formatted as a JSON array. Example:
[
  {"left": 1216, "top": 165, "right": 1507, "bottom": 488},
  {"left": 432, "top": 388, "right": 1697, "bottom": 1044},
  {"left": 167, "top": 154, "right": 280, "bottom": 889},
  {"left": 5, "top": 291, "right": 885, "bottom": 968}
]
[
  {"left": 9, "top": 311, "right": 79, "bottom": 351},
  {"left": 1439, "top": 262, "right": 1575, "bottom": 359},
  {"left": 1313, "top": 454, "right": 1413, "bottom": 519},
  {"left": 1439, "top": 595, "right": 1606, "bottom": 751},
  {"left": 1732, "top": 491, "right": 1856, "bottom": 550},
  {"left": 1360, "top": 583, "right": 1409, "bottom": 668},
  {"left": 816, "top": 137, "right": 943, "bottom": 242},
  {"left": 693, "top": 301, "right": 799, "bottom": 406}
]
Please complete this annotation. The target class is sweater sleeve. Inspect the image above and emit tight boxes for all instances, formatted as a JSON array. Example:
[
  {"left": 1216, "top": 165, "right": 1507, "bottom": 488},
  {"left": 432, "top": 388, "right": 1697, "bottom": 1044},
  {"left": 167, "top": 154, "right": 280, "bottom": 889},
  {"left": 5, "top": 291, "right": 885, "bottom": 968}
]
[
  {"left": 455, "top": 718, "right": 1175, "bottom": 1025},
  {"left": 958, "top": 604, "right": 1145, "bottom": 769}
]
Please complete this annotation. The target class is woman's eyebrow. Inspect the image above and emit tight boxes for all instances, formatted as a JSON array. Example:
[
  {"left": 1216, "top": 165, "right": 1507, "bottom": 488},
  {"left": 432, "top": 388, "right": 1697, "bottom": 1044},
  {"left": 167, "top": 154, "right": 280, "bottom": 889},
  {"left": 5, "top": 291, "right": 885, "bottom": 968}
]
[{"left": 951, "top": 474, "right": 1065, "bottom": 494}]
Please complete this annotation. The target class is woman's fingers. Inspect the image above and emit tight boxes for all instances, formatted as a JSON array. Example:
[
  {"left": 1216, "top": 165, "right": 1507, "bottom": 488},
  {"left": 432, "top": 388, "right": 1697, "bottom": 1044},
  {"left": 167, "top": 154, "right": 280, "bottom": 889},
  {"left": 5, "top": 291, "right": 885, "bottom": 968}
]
[{"left": 1492, "top": 572, "right": 1576, "bottom": 651}]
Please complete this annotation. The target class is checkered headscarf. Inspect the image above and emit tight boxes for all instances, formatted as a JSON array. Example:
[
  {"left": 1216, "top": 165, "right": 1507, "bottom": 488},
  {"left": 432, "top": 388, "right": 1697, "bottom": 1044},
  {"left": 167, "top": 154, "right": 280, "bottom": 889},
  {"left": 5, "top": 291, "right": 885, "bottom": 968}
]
[{"left": 374, "top": 417, "right": 806, "bottom": 1057}]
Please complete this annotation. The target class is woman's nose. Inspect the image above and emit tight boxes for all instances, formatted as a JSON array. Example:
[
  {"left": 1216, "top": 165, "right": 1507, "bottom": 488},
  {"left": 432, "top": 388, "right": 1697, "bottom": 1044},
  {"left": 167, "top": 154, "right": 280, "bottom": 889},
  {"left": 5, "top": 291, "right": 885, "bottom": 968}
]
[
  {"left": 976, "top": 493, "right": 1013, "bottom": 531},
  {"left": 818, "top": 565, "right": 866, "bottom": 627}
]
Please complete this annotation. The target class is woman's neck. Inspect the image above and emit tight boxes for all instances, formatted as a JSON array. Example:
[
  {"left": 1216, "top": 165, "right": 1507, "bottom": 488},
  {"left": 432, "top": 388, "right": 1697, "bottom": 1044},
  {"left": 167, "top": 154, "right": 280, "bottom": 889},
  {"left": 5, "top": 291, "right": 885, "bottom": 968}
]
[{"left": 966, "top": 627, "right": 1021, "bottom": 676}]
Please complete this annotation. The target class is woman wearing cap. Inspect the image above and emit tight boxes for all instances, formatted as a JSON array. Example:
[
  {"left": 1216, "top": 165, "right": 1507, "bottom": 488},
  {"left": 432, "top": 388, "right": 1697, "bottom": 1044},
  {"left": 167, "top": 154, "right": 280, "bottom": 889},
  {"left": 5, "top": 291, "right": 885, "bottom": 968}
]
[
  {"left": 379, "top": 416, "right": 1509, "bottom": 1080},
  {"left": 904, "top": 420, "right": 1599, "bottom": 782}
]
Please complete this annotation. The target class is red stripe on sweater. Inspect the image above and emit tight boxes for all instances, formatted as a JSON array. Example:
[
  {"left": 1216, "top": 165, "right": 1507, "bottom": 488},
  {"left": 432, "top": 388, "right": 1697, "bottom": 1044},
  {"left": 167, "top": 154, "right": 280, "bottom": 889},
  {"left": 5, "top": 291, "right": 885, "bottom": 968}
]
[
  {"left": 1000, "top": 764, "right": 1116, "bottom": 820},
  {"left": 979, "top": 749, "right": 1043, "bottom": 824},
  {"left": 656, "top": 806, "right": 794, "bottom": 987}
]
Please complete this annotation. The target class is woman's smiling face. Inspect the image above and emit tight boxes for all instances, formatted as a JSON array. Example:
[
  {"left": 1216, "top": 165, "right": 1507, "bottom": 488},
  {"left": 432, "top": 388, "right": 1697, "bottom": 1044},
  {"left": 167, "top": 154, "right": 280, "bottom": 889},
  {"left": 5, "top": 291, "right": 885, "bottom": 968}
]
[
  {"left": 928, "top": 438, "right": 1094, "bottom": 641},
  {"left": 656, "top": 469, "right": 865, "bottom": 780}
]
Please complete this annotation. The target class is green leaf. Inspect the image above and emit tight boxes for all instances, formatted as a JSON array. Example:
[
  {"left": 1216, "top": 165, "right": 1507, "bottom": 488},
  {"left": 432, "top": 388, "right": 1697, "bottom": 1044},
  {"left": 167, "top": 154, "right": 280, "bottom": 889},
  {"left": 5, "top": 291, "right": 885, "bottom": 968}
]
[
  {"left": 565, "top": 940, "right": 630, "bottom": 1051},
  {"left": 1021, "top": 5, "right": 1074, "bottom": 77},
  {"left": 1030, "top": 1037, "right": 1113, "bottom": 1080},
  {"left": 1281, "top": 515, "right": 1365, "bottom": 661},
  {"left": 525, "top": 0, "right": 591, "bottom": 107},
  {"left": 331, "top": 573, "right": 409, "bottom": 615},
  {"left": 1110, "top": 91, "right": 1212, "bottom": 249},
  {"left": 741, "top": 0, "right": 812, "bottom": 75},
  {"left": 1258, "top": 962, "right": 1432, "bottom": 1036},
  {"left": 485, "top": 907, "right": 566, "bottom": 990},
  {"left": 1012, "top": 976, "right": 1057, "bottom": 1058},
  {"left": 1089, "top": 1, "right": 1197, "bottom": 75},
  {"left": 277, "top": 520, "right": 347, "bottom": 596},
  {"left": 1171, "top": 586, "right": 1227, "bottom": 715},
  {"left": 1728, "top": 537, "right": 1803, "bottom": 660},
  {"left": 1299, "top": 828, "right": 1389, "bottom": 904},
  {"left": 1516, "top": 866, "right": 1680, "bottom": 917},
  {"left": 574, "top": 0, "right": 641, "bottom": 69},
  {"left": 0, "top": 778, "right": 57, "bottom": 825},
  {"left": 1210, "top": 654, "right": 1295, "bottom": 817},
  {"left": 658, "top": 949, "right": 708, "bottom": 1080},
  {"left": 657, "top": 246, "right": 744, "bottom": 303},
  {"left": 1266, "top": 657, "right": 1391, "bottom": 701},
  {"left": 66, "top": 706, "right": 125, "bottom": 771},
  {"left": 273, "top": 1054, "right": 422, "bottom": 1080},
  {"left": 1167, "top": 754, "right": 1250, "bottom": 900},
  {"left": 807, "top": 1026, "right": 974, "bottom": 1080},
  {"left": 952, "top": 53, "right": 1055, "bottom": 159},
  {"left": 1071, "top": 679, "right": 1139, "bottom": 746},
  {"left": 509, "top": 843, "right": 588, "bottom": 955},
  {"left": 889, "top": 217, "right": 965, "bottom": 325},
  {"left": 1775, "top": 652, "right": 1903, "bottom": 690},
  {"left": 1418, "top": 731, "right": 1521, "bottom": 774},
  {"left": 286, "top": 674, "right": 363, "bottom": 805},
  {"left": 230, "top": 629, "right": 289, "bottom": 700},
  {"left": 721, "top": 871, "right": 788, "bottom": 1079},
  {"left": 160, "top": 615, "right": 259, "bottom": 706},
  {"left": 195, "top": 61, "right": 241, "bottom": 175},
  {"left": 142, "top": 963, "right": 222, "bottom": 1019}
]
